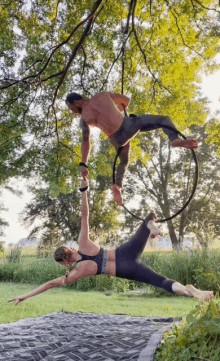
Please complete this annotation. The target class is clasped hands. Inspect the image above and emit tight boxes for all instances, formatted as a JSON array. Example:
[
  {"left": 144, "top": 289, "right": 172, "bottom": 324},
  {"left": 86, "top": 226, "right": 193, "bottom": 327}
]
[{"left": 80, "top": 164, "right": 123, "bottom": 206}]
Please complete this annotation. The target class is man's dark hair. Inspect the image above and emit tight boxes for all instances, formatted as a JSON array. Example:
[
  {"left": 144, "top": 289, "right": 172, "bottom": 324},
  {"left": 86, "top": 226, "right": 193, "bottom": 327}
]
[{"left": 66, "top": 92, "right": 82, "bottom": 105}]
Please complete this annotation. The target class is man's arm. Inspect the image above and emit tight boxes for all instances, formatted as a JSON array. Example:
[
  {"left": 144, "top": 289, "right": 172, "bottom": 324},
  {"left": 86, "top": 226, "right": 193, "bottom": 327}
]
[
  {"left": 108, "top": 92, "right": 131, "bottom": 111},
  {"left": 80, "top": 119, "right": 90, "bottom": 177},
  {"left": 112, "top": 141, "right": 130, "bottom": 206}
]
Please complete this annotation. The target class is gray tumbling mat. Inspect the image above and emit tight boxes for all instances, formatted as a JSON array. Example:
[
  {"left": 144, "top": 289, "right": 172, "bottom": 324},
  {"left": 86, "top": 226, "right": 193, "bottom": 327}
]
[{"left": 0, "top": 312, "right": 179, "bottom": 361}]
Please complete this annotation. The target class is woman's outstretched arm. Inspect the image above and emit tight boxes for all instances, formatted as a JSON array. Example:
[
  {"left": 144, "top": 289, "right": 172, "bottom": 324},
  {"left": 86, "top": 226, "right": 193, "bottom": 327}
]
[
  {"left": 8, "top": 268, "right": 81, "bottom": 306},
  {"left": 78, "top": 178, "right": 89, "bottom": 246}
]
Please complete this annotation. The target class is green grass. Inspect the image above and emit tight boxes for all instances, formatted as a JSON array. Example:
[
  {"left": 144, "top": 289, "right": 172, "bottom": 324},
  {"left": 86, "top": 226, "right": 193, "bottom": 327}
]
[{"left": 1, "top": 281, "right": 200, "bottom": 324}]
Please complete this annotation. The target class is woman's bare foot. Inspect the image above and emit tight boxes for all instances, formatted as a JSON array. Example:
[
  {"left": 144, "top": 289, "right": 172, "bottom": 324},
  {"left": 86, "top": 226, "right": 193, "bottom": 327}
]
[
  {"left": 185, "top": 285, "right": 214, "bottom": 302},
  {"left": 146, "top": 219, "right": 163, "bottom": 238},
  {"left": 171, "top": 139, "right": 198, "bottom": 149}
]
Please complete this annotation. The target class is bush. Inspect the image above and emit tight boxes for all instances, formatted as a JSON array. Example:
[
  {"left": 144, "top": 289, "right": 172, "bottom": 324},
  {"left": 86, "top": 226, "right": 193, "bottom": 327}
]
[
  {"left": 141, "top": 249, "right": 220, "bottom": 294},
  {"left": 155, "top": 300, "right": 220, "bottom": 361},
  {"left": 0, "top": 249, "right": 220, "bottom": 294},
  {"left": 6, "top": 246, "right": 22, "bottom": 264},
  {"left": 0, "top": 257, "right": 63, "bottom": 284},
  {"left": 0, "top": 242, "right": 4, "bottom": 258}
]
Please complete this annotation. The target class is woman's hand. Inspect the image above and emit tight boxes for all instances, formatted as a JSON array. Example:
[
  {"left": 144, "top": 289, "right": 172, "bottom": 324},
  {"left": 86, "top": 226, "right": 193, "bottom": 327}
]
[
  {"left": 8, "top": 295, "right": 26, "bottom": 306},
  {"left": 80, "top": 165, "right": 89, "bottom": 179},
  {"left": 81, "top": 178, "right": 89, "bottom": 189}
]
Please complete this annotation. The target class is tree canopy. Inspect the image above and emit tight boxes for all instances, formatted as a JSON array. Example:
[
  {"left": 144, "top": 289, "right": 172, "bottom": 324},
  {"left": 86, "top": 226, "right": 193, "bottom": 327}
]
[{"left": 0, "top": 0, "right": 219, "bottom": 192}]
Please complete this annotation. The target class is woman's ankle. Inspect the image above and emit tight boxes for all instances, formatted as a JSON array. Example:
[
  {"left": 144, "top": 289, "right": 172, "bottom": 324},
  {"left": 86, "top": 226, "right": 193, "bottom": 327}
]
[
  {"left": 172, "top": 282, "right": 190, "bottom": 296},
  {"left": 144, "top": 212, "right": 157, "bottom": 226}
]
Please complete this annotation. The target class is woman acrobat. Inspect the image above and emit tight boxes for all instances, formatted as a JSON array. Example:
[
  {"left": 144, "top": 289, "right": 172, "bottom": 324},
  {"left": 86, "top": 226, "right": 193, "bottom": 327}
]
[{"left": 9, "top": 179, "right": 214, "bottom": 306}]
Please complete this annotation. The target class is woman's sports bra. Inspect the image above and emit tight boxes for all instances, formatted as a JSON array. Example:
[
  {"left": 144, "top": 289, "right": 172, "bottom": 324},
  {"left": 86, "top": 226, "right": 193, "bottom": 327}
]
[{"left": 76, "top": 248, "right": 107, "bottom": 275}]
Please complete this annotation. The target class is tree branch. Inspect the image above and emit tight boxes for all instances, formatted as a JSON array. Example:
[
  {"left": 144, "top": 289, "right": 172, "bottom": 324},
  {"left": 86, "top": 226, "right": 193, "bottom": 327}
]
[
  {"left": 132, "top": 0, "right": 173, "bottom": 96},
  {"left": 52, "top": 0, "right": 105, "bottom": 105},
  {"left": 193, "top": 0, "right": 220, "bottom": 13}
]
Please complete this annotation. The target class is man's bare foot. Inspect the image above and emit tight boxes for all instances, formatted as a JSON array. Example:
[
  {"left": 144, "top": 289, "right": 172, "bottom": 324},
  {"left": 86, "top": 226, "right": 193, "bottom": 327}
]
[
  {"left": 185, "top": 285, "right": 214, "bottom": 302},
  {"left": 112, "top": 184, "right": 123, "bottom": 206},
  {"left": 146, "top": 219, "right": 163, "bottom": 238},
  {"left": 171, "top": 139, "right": 198, "bottom": 149}
]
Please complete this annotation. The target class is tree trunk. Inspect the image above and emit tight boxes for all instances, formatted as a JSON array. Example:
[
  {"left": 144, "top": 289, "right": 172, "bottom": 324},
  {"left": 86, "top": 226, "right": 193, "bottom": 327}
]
[
  {"left": 167, "top": 220, "right": 181, "bottom": 250},
  {"left": 179, "top": 212, "right": 187, "bottom": 244}
]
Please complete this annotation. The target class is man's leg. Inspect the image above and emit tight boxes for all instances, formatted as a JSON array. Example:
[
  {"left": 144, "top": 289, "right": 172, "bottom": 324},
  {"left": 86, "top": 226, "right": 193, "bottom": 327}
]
[
  {"left": 138, "top": 114, "right": 179, "bottom": 142},
  {"left": 114, "top": 142, "right": 130, "bottom": 188},
  {"left": 138, "top": 114, "right": 198, "bottom": 149},
  {"left": 111, "top": 141, "right": 130, "bottom": 206}
]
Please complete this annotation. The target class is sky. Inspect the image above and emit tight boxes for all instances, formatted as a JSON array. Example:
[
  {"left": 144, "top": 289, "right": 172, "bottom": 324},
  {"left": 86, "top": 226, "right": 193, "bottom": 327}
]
[{"left": 1, "top": 70, "right": 220, "bottom": 246}]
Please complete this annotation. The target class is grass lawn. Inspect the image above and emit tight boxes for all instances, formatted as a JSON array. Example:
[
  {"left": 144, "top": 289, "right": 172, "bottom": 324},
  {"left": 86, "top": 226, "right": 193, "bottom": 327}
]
[{"left": 1, "top": 281, "right": 200, "bottom": 324}]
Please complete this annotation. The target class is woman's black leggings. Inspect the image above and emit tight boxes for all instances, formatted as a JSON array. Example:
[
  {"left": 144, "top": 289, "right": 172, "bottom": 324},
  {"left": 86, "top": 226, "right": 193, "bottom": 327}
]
[{"left": 115, "top": 220, "right": 175, "bottom": 293}]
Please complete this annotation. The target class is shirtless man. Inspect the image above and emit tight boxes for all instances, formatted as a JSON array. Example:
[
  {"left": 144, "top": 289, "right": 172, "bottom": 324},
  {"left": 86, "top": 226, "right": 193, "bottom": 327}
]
[{"left": 66, "top": 91, "right": 198, "bottom": 206}]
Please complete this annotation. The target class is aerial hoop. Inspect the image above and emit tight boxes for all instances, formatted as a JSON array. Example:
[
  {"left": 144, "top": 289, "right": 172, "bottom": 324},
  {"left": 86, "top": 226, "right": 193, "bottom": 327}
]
[{"left": 112, "top": 124, "right": 199, "bottom": 223}]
